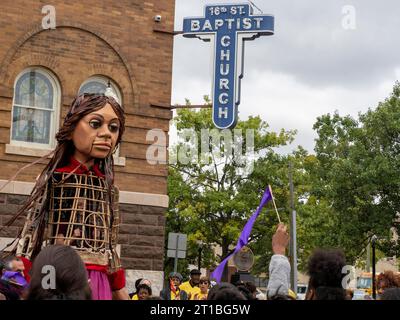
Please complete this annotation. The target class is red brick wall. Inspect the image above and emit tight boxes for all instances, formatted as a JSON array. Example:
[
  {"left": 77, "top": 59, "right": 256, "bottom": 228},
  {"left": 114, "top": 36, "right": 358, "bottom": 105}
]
[
  {"left": 0, "top": 0, "right": 174, "bottom": 194},
  {"left": 0, "top": 0, "right": 175, "bottom": 272}
]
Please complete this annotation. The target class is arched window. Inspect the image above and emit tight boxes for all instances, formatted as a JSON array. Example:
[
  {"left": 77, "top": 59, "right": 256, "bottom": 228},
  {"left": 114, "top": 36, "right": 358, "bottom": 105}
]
[
  {"left": 78, "top": 76, "right": 122, "bottom": 104},
  {"left": 11, "top": 68, "right": 60, "bottom": 149}
]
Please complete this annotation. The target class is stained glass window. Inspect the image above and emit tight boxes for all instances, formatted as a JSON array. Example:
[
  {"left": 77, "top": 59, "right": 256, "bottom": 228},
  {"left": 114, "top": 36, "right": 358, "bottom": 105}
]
[
  {"left": 78, "top": 77, "right": 121, "bottom": 103},
  {"left": 11, "top": 70, "right": 58, "bottom": 145},
  {"left": 79, "top": 81, "right": 107, "bottom": 95}
]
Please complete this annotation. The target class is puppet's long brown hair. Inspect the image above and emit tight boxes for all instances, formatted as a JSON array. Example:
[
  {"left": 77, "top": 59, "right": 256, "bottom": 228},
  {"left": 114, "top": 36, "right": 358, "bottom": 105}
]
[{"left": 1, "top": 93, "right": 125, "bottom": 258}]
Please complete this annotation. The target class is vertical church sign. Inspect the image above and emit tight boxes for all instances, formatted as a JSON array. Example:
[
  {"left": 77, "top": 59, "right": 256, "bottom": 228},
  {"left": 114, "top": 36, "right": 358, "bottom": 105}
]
[{"left": 183, "top": 4, "right": 274, "bottom": 129}]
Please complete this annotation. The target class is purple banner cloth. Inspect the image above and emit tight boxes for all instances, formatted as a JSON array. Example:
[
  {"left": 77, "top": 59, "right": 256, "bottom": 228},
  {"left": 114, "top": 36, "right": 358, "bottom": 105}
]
[
  {"left": 1, "top": 271, "right": 28, "bottom": 288},
  {"left": 211, "top": 186, "right": 273, "bottom": 283}
]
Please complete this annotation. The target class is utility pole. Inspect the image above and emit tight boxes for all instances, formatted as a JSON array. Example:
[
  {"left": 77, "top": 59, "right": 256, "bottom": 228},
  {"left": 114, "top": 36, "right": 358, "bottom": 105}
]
[
  {"left": 288, "top": 162, "right": 298, "bottom": 295},
  {"left": 371, "top": 235, "right": 377, "bottom": 299},
  {"left": 366, "top": 242, "right": 371, "bottom": 272}
]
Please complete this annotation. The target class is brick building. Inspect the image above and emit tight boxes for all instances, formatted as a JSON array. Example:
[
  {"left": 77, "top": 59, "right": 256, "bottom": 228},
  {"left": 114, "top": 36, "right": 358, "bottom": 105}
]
[{"left": 0, "top": 0, "right": 175, "bottom": 293}]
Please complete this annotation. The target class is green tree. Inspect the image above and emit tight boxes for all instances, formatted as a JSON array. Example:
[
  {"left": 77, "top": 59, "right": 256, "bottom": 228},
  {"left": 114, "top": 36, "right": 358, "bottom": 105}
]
[
  {"left": 310, "top": 83, "right": 400, "bottom": 263},
  {"left": 165, "top": 98, "right": 296, "bottom": 279},
  {"left": 166, "top": 82, "right": 400, "bottom": 279}
]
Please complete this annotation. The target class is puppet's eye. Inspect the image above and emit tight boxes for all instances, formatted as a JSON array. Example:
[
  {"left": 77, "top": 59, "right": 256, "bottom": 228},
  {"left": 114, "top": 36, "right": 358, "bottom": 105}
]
[
  {"left": 109, "top": 123, "right": 120, "bottom": 133},
  {"left": 89, "top": 119, "right": 101, "bottom": 129}
]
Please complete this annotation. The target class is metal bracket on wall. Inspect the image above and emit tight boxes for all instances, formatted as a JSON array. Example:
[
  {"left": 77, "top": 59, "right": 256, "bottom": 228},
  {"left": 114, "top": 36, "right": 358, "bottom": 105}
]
[{"left": 153, "top": 25, "right": 183, "bottom": 36}]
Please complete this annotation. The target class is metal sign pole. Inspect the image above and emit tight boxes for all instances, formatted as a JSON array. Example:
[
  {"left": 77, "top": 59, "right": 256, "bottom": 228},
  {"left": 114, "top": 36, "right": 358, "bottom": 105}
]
[
  {"left": 289, "top": 162, "right": 298, "bottom": 294},
  {"left": 174, "top": 234, "right": 179, "bottom": 273}
]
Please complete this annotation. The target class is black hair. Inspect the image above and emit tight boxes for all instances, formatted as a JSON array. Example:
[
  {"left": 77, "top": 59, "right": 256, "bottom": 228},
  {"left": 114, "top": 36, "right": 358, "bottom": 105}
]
[
  {"left": 207, "top": 282, "right": 247, "bottom": 300},
  {"left": 135, "top": 278, "right": 143, "bottom": 290},
  {"left": 381, "top": 288, "right": 400, "bottom": 300},
  {"left": 244, "top": 281, "right": 257, "bottom": 293},
  {"left": 0, "top": 279, "right": 22, "bottom": 300},
  {"left": 268, "top": 294, "right": 292, "bottom": 300},
  {"left": 235, "top": 283, "right": 255, "bottom": 300},
  {"left": 315, "top": 286, "right": 346, "bottom": 300},
  {"left": 137, "top": 283, "right": 152, "bottom": 296},
  {"left": 307, "top": 248, "right": 346, "bottom": 289},
  {"left": 1, "top": 256, "right": 16, "bottom": 270},
  {"left": 25, "top": 245, "right": 91, "bottom": 300},
  {"left": 307, "top": 248, "right": 346, "bottom": 300}
]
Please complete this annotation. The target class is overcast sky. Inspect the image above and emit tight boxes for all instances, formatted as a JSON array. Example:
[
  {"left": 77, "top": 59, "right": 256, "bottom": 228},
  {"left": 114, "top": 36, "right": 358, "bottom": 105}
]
[{"left": 171, "top": 0, "right": 400, "bottom": 153}]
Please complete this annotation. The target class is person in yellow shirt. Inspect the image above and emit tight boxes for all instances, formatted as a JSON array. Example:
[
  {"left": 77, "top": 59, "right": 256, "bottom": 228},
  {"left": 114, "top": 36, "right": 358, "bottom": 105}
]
[
  {"left": 179, "top": 269, "right": 201, "bottom": 300},
  {"left": 193, "top": 276, "right": 209, "bottom": 300}
]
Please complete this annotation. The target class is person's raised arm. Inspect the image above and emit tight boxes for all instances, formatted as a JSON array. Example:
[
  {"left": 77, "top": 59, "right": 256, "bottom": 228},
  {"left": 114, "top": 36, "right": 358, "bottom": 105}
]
[{"left": 267, "top": 223, "right": 291, "bottom": 299}]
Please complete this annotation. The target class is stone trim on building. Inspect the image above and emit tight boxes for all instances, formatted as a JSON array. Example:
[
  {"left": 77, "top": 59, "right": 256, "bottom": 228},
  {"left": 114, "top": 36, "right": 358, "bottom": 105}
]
[{"left": 0, "top": 179, "right": 168, "bottom": 207}]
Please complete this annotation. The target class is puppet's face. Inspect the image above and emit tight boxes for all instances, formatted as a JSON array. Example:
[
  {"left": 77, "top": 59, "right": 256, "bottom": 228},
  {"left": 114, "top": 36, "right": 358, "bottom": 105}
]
[{"left": 71, "top": 103, "right": 120, "bottom": 164}]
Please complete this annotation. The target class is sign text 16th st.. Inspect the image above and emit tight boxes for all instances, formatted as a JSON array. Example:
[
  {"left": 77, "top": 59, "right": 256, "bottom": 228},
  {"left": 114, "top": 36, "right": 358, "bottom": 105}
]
[{"left": 190, "top": 6, "right": 265, "bottom": 32}]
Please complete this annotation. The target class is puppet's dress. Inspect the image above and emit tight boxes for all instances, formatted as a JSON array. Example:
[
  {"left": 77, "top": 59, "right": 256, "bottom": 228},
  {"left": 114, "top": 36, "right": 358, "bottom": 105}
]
[{"left": 16, "top": 157, "right": 125, "bottom": 300}]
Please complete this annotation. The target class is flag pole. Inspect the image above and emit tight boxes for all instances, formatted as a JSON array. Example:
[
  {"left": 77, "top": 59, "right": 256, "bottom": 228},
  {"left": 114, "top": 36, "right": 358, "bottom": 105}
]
[{"left": 268, "top": 185, "right": 281, "bottom": 223}]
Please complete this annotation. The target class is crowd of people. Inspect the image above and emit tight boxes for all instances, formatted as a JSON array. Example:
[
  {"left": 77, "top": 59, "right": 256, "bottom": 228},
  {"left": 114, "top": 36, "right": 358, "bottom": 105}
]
[{"left": 1, "top": 223, "right": 399, "bottom": 300}]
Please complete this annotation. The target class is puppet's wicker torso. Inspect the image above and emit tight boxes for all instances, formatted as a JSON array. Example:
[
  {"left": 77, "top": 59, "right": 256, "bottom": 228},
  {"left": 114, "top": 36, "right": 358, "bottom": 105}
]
[{"left": 17, "top": 172, "right": 121, "bottom": 271}]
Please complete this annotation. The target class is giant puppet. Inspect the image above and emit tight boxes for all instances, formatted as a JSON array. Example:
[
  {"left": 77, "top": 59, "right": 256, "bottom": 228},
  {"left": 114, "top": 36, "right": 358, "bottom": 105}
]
[{"left": 5, "top": 93, "right": 128, "bottom": 300}]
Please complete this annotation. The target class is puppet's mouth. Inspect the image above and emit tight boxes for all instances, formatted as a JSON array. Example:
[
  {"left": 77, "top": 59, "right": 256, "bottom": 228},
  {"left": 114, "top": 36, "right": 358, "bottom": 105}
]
[{"left": 93, "top": 142, "right": 112, "bottom": 150}]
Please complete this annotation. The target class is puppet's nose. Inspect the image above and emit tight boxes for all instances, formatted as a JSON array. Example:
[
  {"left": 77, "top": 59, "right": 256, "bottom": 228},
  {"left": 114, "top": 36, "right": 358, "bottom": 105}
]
[{"left": 98, "top": 126, "right": 112, "bottom": 138}]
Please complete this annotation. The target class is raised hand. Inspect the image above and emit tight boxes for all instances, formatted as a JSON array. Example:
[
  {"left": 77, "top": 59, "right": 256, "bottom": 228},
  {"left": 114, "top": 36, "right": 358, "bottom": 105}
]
[{"left": 272, "top": 223, "right": 289, "bottom": 255}]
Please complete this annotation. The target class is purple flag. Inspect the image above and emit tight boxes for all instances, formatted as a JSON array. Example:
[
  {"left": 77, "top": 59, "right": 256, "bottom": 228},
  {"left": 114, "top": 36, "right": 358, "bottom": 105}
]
[{"left": 211, "top": 186, "right": 273, "bottom": 283}]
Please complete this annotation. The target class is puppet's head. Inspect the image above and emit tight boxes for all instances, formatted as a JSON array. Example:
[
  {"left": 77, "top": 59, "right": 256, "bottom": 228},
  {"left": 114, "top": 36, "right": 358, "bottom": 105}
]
[{"left": 55, "top": 93, "right": 125, "bottom": 168}]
